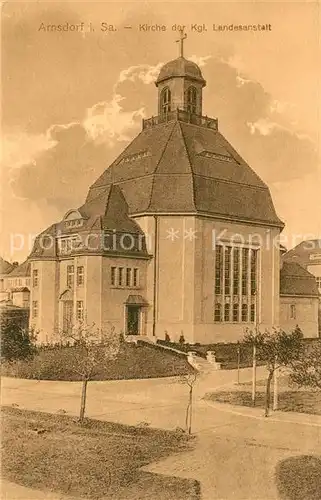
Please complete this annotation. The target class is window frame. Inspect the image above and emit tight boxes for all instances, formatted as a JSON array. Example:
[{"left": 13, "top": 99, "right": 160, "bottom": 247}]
[
  {"left": 76, "top": 266, "right": 84, "bottom": 287},
  {"left": 186, "top": 86, "right": 197, "bottom": 114},
  {"left": 133, "top": 268, "right": 139, "bottom": 287},
  {"left": 66, "top": 265, "right": 74, "bottom": 288},
  {"left": 214, "top": 243, "right": 259, "bottom": 324},
  {"left": 290, "top": 304, "right": 296, "bottom": 320},
  {"left": 76, "top": 300, "right": 84, "bottom": 321},
  {"left": 118, "top": 267, "right": 124, "bottom": 287},
  {"left": 161, "top": 87, "right": 171, "bottom": 116},
  {"left": 126, "top": 268, "right": 131, "bottom": 287},
  {"left": 32, "top": 269, "right": 39, "bottom": 287},
  {"left": 32, "top": 300, "right": 38, "bottom": 318},
  {"left": 111, "top": 266, "right": 116, "bottom": 286}
]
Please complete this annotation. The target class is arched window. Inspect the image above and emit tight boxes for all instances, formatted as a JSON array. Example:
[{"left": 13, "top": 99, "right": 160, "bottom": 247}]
[
  {"left": 186, "top": 86, "right": 197, "bottom": 114},
  {"left": 160, "top": 87, "right": 171, "bottom": 116}
]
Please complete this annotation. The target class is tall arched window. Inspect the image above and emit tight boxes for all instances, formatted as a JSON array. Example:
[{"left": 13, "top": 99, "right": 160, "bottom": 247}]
[
  {"left": 160, "top": 87, "right": 171, "bottom": 116},
  {"left": 186, "top": 86, "right": 197, "bottom": 114}
]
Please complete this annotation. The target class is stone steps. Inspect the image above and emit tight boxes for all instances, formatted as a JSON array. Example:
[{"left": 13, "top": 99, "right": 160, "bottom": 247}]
[{"left": 126, "top": 336, "right": 222, "bottom": 374}]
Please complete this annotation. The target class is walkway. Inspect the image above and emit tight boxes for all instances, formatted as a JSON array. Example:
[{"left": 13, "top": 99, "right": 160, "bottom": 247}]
[
  {"left": 2, "top": 368, "right": 321, "bottom": 499},
  {"left": 1, "top": 480, "right": 82, "bottom": 500},
  {"left": 2, "top": 367, "right": 265, "bottom": 431}
]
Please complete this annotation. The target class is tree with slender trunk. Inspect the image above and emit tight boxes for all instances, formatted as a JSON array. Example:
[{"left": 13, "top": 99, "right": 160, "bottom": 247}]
[
  {"left": 179, "top": 372, "right": 199, "bottom": 434},
  {"left": 243, "top": 326, "right": 304, "bottom": 417},
  {"left": 58, "top": 321, "right": 120, "bottom": 424}
]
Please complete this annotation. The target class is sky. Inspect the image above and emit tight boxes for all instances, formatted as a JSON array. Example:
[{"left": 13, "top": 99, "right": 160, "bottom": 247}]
[{"left": 1, "top": 0, "right": 321, "bottom": 262}]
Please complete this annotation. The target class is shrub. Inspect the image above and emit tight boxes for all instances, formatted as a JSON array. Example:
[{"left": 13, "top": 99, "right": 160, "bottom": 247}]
[
  {"left": 2, "top": 343, "right": 193, "bottom": 380},
  {"left": 179, "top": 333, "right": 185, "bottom": 345},
  {"left": 1, "top": 317, "right": 37, "bottom": 362},
  {"left": 290, "top": 340, "right": 321, "bottom": 390}
]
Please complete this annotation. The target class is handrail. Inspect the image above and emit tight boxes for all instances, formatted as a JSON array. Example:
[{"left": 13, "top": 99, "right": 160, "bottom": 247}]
[{"left": 142, "top": 109, "right": 218, "bottom": 130}]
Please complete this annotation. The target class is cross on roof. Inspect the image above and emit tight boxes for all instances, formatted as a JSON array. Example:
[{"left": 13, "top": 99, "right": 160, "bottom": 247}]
[{"left": 176, "top": 30, "right": 187, "bottom": 58}]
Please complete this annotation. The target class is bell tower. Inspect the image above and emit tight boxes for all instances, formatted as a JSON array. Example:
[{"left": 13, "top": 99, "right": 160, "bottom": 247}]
[{"left": 155, "top": 32, "right": 206, "bottom": 118}]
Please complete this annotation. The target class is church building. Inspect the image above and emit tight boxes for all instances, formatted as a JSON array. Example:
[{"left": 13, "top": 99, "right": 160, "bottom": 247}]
[{"left": 29, "top": 38, "right": 317, "bottom": 343}]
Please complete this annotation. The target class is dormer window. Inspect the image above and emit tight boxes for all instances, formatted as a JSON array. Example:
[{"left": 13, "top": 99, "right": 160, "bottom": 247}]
[
  {"left": 186, "top": 86, "right": 197, "bottom": 114},
  {"left": 161, "top": 87, "right": 171, "bottom": 116},
  {"left": 65, "top": 219, "right": 83, "bottom": 229},
  {"left": 63, "top": 209, "right": 84, "bottom": 230}
]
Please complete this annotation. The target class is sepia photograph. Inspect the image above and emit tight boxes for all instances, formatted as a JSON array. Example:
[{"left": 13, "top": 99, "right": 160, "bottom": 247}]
[{"left": 1, "top": 1, "right": 321, "bottom": 499}]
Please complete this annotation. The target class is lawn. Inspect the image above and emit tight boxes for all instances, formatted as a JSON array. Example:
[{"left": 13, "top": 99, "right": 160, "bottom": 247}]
[
  {"left": 1, "top": 342, "right": 194, "bottom": 381},
  {"left": 1, "top": 406, "right": 200, "bottom": 499},
  {"left": 205, "top": 375, "right": 321, "bottom": 416},
  {"left": 157, "top": 339, "right": 266, "bottom": 369}
]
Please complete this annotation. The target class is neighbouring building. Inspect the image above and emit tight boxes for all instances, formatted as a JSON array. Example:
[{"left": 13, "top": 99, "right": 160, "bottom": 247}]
[
  {"left": 0, "top": 259, "right": 31, "bottom": 308},
  {"left": 6, "top": 260, "right": 31, "bottom": 308},
  {"left": 283, "top": 240, "right": 321, "bottom": 293},
  {"left": 27, "top": 40, "right": 318, "bottom": 343},
  {"left": 0, "top": 257, "right": 16, "bottom": 302},
  {"left": 283, "top": 240, "right": 321, "bottom": 336},
  {"left": 0, "top": 259, "right": 30, "bottom": 329},
  {"left": 279, "top": 261, "right": 319, "bottom": 338}
]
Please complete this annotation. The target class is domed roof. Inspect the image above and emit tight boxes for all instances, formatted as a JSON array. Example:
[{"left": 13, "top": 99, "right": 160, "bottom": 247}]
[
  {"left": 86, "top": 120, "right": 283, "bottom": 228},
  {"left": 156, "top": 57, "right": 206, "bottom": 86}
]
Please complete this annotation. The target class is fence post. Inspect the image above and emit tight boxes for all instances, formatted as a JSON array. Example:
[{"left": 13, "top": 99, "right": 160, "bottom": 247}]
[{"left": 237, "top": 341, "right": 240, "bottom": 384}]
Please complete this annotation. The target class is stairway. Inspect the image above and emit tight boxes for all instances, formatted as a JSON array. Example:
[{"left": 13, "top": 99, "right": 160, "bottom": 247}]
[{"left": 187, "top": 352, "right": 221, "bottom": 374}]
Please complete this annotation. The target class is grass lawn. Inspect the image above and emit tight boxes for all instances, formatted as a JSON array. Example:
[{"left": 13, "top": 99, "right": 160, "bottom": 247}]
[
  {"left": 276, "top": 455, "right": 321, "bottom": 500},
  {"left": 1, "top": 406, "right": 199, "bottom": 499},
  {"left": 1, "top": 342, "right": 194, "bottom": 381},
  {"left": 205, "top": 375, "right": 321, "bottom": 416}
]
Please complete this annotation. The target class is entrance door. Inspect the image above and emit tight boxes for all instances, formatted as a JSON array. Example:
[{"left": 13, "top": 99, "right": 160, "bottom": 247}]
[
  {"left": 63, "top": 300, "right": 73, "bottom": 332},
  {"left": 127, "top": 305, "right": 140, "bottom": 335}
]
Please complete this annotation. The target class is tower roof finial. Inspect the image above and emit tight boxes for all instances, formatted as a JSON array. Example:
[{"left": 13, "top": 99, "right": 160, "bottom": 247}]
[{"left": 176, "top": 30, "right": 187, "bottom": 58}]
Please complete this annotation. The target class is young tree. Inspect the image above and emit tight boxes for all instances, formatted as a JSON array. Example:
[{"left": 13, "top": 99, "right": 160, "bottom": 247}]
[
  {"left": 58, "top": 321, "right": 120, "bottom": 423},
  {"left": 179, "top": 372, "right": 199, "bottom": 434},
  {"left": 290, "top": 341, "right": 321, "bottom": 390},
  {"left": 243, "top": 326, "right": 304, "bottom": 417}
]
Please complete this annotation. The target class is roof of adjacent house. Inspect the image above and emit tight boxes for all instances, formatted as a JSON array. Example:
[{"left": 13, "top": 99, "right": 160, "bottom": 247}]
[
  {"left": 7, "top": 260, "right": 31, "bottom": 277},
  {"left": 0, "top": 258, "right": 15, "bottom": 276},
  {"left": 283, "top": 240, "right": 321, "bottom": 267},
  {"left": 280, "top": 262, "right": 319, "bottom": 297},
  {"left": 86, "top": 120, "right": 283, "bottom": 228}
]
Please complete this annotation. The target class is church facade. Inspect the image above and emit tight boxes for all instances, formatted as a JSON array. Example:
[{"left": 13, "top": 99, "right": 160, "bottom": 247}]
[{"left": 28, "top": 47, "right": 317, "bottom": 344}]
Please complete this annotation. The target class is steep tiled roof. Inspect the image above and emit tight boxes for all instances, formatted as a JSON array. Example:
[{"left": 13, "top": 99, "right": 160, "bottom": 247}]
[
  {"left": 29, "top": 224, "right": 57, "bottom": 259},
  {"left": 86, "top": 120, "right": 283, "bottom": 227},
  {"left": 0, "top": 258, "right": 15, "bottom": 275},
  {"left": 80, "top": 185, "right": 145, "bottom": 234},
  {"left": 29, "top": 186, "right": 149, "bottom": 260},
  {"left": 280, "top": 262, "right": 319, "bottom": 297},
  {"left": 283, "top": 240, "right": 321, "bottom": 267},
  {"left": 7, "top": 260, "right": 31, "bottom": 277}
]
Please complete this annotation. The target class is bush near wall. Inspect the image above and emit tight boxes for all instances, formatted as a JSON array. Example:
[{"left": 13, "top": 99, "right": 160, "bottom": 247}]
[{"left": 1, "top": 342, "right": 194, "bottom": 381}]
